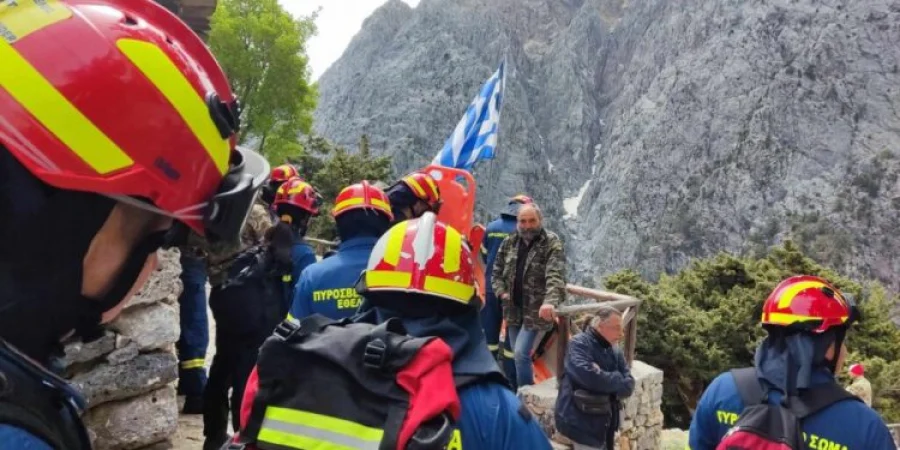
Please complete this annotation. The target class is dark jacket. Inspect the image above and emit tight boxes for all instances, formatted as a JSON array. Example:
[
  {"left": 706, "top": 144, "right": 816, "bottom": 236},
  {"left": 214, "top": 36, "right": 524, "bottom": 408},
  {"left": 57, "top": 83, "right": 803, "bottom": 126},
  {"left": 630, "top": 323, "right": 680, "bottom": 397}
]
[
  {"left": 491, "top": 229, "right": 566, "bottom": 331},
  {"left": 555, "top": 328, "right": 635, "bottom": 449}
]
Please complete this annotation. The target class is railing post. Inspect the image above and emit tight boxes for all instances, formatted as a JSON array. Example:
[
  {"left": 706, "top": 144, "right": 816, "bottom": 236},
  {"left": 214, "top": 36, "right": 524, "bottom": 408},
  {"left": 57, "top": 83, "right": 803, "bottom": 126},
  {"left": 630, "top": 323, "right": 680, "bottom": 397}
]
[
  {"left": 556, "top": 317, "right": 569, "bottom": 380},
  {"left": 625, "top": 303, "right": 639, "bottom": 365}
]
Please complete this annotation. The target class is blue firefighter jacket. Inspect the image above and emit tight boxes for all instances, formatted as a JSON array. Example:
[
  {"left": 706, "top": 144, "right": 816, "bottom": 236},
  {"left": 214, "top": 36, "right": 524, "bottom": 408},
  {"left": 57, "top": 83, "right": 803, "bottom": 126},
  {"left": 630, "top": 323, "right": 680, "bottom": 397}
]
[
  {"left": 688, "top": 367, "right": 896, "bottom": 450},
  {"left": 482, "top": 216, "right": 517, "bottom": 295},
  {"left": 288, "top": 237, "right": 377, "bottom": 321}
]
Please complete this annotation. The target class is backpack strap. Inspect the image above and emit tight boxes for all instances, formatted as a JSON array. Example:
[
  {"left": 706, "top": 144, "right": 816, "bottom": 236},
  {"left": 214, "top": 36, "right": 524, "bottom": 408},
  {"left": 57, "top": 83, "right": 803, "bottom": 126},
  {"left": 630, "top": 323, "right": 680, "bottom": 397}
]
[
  {"left": 791, "top": 382, "right": 861, "bottom": 419},
  {"left": 730, "top": 367, "right": 767, "bottom": 406}
]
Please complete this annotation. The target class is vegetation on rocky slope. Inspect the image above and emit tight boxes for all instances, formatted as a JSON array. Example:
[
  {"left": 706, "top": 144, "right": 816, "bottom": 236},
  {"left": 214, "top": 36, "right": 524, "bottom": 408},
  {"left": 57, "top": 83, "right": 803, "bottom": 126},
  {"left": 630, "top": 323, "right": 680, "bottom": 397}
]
[{"left": 604, "top": 241, "right": 900, "bottom": 428}]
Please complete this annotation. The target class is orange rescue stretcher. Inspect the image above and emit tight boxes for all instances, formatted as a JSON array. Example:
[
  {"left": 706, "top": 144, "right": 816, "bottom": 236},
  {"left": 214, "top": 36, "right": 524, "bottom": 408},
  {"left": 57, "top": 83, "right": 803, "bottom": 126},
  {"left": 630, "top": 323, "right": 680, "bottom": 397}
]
[{"left": 422, "top": 164, "right": 487, "bottom": 304}]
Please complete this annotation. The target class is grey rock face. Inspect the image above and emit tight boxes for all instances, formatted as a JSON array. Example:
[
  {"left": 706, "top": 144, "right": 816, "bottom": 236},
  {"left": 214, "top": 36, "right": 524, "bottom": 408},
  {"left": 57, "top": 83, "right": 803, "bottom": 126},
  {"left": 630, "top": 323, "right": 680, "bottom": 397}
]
[
  {"left": 314, "top": 0, "right": 900, "bottom": 289},
  {"left": 84, "top": 385, "right": 179, "bottom": 450},
  {"left": 70, "top": 352, "right": 178, "bottom": 407}
]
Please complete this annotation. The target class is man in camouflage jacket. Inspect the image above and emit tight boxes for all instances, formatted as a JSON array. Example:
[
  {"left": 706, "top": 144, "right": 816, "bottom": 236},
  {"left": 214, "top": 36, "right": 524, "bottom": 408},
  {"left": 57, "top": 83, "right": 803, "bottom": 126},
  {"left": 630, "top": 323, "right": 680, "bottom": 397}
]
[{"left": 491, "top": 203, "right": 566, "bottom": 388}]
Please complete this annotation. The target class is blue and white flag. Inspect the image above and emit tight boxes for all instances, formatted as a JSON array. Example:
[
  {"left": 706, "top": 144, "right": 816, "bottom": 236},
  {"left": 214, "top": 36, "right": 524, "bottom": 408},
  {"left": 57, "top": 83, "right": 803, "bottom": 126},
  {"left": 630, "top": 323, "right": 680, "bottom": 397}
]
[{"left": 433, "top": 60, "right": 506, "bottom": 171}]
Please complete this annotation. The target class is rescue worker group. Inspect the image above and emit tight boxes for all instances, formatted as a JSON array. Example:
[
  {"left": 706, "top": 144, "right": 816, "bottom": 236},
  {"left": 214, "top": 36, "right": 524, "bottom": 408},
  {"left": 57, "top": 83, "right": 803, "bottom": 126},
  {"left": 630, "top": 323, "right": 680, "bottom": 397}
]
[{"left": 0, "top": 1, "right": 896, "bottom": 450}]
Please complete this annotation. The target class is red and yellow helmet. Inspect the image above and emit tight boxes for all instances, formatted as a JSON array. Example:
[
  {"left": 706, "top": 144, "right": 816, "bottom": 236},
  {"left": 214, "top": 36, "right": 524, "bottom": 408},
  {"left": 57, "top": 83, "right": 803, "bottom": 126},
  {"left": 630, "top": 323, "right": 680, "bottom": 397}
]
[
  {"left": 398, "top": 172, "right": 442, "bottom": 210},
  {"left": 0, "top": 0, "right": 268, "bottom": 242},
  {"left": 273, "top": 177, "right": 320, "bottom": 215},
  {"left": 332, "top": 181, "right": 393, "bottom": 220},
  {"left": 361, "top": 212, "right": 476, "bottom": 306},
  {"left": 761, "top": 275, "right": 859, "bottom": 333},
  {"left": 270, "top": 164, "right": 300, "bottom": 183}
]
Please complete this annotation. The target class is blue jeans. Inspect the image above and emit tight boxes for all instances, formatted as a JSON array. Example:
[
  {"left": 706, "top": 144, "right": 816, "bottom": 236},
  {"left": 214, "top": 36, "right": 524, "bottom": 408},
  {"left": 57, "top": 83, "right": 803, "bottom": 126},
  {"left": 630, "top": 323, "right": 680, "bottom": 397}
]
[
  {"left": 177, "top": 253, "right": 209, "bottom": 396},
  {"left": 507, "top": 325, "right": 539, "bottom": 387}
]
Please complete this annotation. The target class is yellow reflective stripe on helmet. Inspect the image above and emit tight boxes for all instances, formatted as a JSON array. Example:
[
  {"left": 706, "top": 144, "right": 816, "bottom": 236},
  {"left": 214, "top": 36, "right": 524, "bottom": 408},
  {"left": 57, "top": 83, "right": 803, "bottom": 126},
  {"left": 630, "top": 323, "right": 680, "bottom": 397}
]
[
  {"left": 286, "top": 181, "right": 311, "bottom": 195},
  {"left": 334, "top": 197, "right": 391, "bottom": 214},
  {"left": 365, "top": 270, "right": 412, "bottom": 289},
  {"left": 0, "top": 0, "right": 72, "bottom": 44},
  {"left": 404, "top": 176, "right": 427, "bottom": 198},
  {"left": 116, "top": 38, "right": 229, "bottom": 175},
  {"left": 443, "top": 226, "right": 462, "bottom": 273},
  {"left": 775, "top": 280, "right": 828, "bottom": 309},
  {"left": 382, "top": 226, "right": 406, "bottom": 266},
  {"left": 0, "top": 40, "right": 134, "bottom": 174},
  {"left": 422, "top": 175, "right": 438, "bottom": 199},
  {"left": 765, "top": 312, "right": 848, "bottom": 326},
  {"left": 333, "top": 197, "right": 363, "bottom": 213},
  {"left": 180, "top": 358, "right": 206, "bottom": 370},
  {"left": 424, "top": 275, "right": 474, "bottom": 304},
  {"left": 258, "top": 406, "right": 383, "bottom": 450},
  {"left": 371, "top": 198, "right": 391, "bottom": 212}
]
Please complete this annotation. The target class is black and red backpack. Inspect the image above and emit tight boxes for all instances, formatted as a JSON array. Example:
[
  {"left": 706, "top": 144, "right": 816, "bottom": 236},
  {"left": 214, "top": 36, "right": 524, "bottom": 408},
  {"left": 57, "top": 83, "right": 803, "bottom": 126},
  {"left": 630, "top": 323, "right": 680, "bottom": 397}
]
[
  {"left": 717, "top": 367, "right": 861, "bottom": 450},
  {"left": 228, "top": 314, "right": 499, "bottom": 450}
]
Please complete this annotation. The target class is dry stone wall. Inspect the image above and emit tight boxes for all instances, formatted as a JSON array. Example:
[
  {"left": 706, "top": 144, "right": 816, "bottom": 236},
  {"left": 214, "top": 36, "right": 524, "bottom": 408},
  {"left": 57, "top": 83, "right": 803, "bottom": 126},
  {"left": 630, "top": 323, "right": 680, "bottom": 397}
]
[
  {"left": 63, "top": 250, "right": 183, "bottom": 450},
  {"left": 518, "top": 360, "right": 664, "bottom": 450}
]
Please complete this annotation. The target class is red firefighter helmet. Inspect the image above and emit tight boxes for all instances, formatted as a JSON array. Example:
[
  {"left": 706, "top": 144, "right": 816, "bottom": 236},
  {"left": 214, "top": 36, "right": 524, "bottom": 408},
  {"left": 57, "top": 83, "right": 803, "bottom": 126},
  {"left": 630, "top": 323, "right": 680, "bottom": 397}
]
[
  {"left": 273, "top": 177, "right": 321, "bottom": 215},
  {"left": 0, "top": 0, "right": 267, "bottom": 241},
  {"left": 360, "top": 212, "right": 476, "bottom": 306},
  {"left": 396, "top": 171, "right": 442, "bottom": 211},
  {"left": 332, "top": 181, "right": 393, "bottom": 220},
  {"left": 761, "top": 275, "right": 859, "bottom": 333},
  {"left": 270, "top": 164, "right": 300, "bottom": 183}
]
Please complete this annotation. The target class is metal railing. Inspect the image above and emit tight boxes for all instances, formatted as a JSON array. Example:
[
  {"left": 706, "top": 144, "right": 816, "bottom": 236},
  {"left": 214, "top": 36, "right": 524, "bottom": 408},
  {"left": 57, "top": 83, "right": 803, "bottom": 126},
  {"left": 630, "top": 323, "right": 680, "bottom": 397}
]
[{"left": 555, "top": 285, "right": 643, "bottom": 376}]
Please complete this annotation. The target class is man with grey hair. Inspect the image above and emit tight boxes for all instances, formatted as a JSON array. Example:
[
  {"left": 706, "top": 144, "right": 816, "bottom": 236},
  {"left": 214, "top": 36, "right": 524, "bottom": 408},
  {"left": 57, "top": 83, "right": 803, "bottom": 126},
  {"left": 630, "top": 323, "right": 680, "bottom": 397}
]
[
  {"left": 492, "top": 202, "right": 567, "bottom": 388},
  {"left": 554, "top": 306, "right": 635, "bottom": 450}
]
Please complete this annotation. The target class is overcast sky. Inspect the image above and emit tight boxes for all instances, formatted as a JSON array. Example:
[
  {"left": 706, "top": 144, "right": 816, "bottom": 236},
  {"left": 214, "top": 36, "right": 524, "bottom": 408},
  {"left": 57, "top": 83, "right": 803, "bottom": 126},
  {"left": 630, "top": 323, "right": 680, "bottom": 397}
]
[{"left": 279, "top": 0, "right": 421, "bottom": 81}]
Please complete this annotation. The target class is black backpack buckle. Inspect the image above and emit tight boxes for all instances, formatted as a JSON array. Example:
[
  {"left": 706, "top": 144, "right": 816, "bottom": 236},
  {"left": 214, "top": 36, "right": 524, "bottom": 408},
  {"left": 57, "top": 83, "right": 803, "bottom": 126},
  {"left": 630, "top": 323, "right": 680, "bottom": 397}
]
[
  {"left": 273, "top": 319, "right": 300, "bottom": 340},
  {"left": 222, "top": 443, "right": 246, "bottom": 450},
  {"left": 363, "top": 338, "right": 388, "bottom": 370}
]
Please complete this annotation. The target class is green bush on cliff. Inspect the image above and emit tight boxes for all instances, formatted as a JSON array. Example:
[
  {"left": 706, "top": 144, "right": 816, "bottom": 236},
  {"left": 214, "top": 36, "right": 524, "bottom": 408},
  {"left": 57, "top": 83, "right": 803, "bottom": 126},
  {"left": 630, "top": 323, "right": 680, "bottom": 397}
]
[{"left": 604, "top": 241, "right": 900, "bottom": 428}]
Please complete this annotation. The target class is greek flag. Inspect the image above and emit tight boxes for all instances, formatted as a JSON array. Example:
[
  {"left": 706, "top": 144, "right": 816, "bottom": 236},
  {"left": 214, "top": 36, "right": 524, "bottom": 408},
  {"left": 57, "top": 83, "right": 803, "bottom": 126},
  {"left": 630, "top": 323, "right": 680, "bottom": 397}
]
[{"left": 433, "top": 60, "right": 506, "bottom": 171}]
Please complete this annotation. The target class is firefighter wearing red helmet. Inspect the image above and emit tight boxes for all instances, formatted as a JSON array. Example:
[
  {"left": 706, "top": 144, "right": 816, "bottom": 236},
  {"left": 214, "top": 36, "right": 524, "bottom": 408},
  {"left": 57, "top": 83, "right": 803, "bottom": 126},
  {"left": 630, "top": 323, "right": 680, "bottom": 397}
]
[
  {"left": 351, "top": 213, "right": 554, "bottom": 449},
  {"left": 385, "top": 171, "right": 442, "bottom": 223},
  {"left": 201, "top": 177, "right": 320, "bottom": 450},
  {"left": 0, "top": 1, "right": 269, "bottom": 449},
  {"left": 271, "top": 177, "right": 320, "bottom": 305},
  {"left": 261, "top": 163, "right": 301, "bottom": 206},
  {"left": 288, "top": 181, "right": 393, "bottom": 321},
  {"left": 688, "top": 276, "right": 895, "bottom": 449}
]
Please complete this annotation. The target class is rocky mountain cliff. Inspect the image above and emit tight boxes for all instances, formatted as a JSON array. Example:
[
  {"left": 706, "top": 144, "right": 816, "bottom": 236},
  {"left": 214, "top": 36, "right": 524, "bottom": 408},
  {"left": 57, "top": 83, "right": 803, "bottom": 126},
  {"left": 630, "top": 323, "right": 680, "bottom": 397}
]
[{"left": 313, "top": 0, "right": 900, "bottom": 288}]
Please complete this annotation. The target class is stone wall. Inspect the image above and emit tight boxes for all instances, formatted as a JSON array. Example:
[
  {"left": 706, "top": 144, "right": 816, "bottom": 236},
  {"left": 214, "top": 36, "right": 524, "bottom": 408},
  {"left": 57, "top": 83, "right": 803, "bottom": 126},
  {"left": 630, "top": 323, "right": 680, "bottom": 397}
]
[
  {"left": 518, "top": 361, "right": 664, "bottom": 450},
  {"left": 63, "top": 250, "right": 183, "bottom": 450}
]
